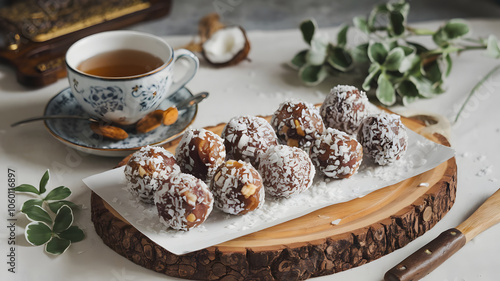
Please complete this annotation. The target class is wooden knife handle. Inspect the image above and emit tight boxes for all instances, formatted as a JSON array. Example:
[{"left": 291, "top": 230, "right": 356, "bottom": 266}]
[{"left": 384, "top": 228, "right": 466, "bottom": 281}]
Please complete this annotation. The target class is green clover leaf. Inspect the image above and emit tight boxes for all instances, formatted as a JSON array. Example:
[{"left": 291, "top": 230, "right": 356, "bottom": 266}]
[
  {"left": 389, "top": 11, "right": 405, "bottom": 36},
  {"left": 384, "top": 47, "right": 405, "bottom": 71},
  {"left": 14, "top": 184, "right": 39, "bottom": 195},
  {"left": 368, "top": 42, "right": 388, "bottom": 65},
  {"left": 23, "top": 205, "right": 52, "bottom": 224},
  {"left": 53, "top": 205, "right": 74, "bottom": 233},
  {"left": 21, "top": 199, "right": 43, "bottom": 213},
  {"left": 45, "top": 186, "right": 71, "bottom": 201},
  {"left": 337, "top": 25, "right": 349, "bottom": 47},
  {"left": 290, "top": 49, "right": 308, "bottom": 69},
  {"left": 48, "top": 200, "right": 79, "bottom": 213},
  {"left": 39, "top": 170, "right": 49, "bottom": 194},
  {"left": 25, "top": 222, "right": 52, "bottom": 246},
  {"left": 58, "top": 226, "right": 85, "bottom": 243},
  {"left": 376, "top": 73, "right": 396, "bottom": 106},
  {"left": 300, "top": 19, "right": 316, "bottom": 45},
  {"left": 299, "top": 64, "right": 329, "bottom": 86},
  {"left": 45, "top": 237, "right": 71, "bottom": 255},
  {"left": 327, "top": 44, "right": 353, "bottom": 72}
]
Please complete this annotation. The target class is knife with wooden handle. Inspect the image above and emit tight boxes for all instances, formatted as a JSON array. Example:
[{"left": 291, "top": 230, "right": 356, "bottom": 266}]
[{"left": 385, "top": 188, "right": 500, "bottom": 281}]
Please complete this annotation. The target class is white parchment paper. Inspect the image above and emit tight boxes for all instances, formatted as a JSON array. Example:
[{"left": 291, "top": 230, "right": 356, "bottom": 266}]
[{"left": 83, "top": 127, "right": 454, "bottom": 255}]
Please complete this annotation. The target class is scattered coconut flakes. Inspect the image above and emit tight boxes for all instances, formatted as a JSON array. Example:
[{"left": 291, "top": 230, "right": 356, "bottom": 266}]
[
  {"left": 331, "top": 219, "right": 341, "bottom": 225},
  {"left": 418, "top": 182, "right": 430, "bottom": 187},
  {"left": 476, "top": 166, "right": 493, "bottom": 177}
]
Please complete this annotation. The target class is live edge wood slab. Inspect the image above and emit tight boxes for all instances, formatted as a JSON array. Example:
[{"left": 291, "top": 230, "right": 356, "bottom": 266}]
[{"left": 90, "top": 114, "right": 457, "bottom": 281}]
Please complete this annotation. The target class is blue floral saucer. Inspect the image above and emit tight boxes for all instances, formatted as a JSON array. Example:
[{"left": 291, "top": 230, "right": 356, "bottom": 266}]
[{"left": 44, "top": 87, "right": 197, "bottom": 157}]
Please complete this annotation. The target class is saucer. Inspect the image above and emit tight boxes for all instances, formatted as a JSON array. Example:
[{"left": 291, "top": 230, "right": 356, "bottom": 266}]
[{"left": 44, "top": 87, "right": 198, "bottom": 157}]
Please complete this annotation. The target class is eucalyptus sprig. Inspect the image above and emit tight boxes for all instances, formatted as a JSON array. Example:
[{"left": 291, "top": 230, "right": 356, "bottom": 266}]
[
  {"left": 291, "top": 0, "right": 500, "bottom": 106},
  {"left": 14, "top": 170, "right": 84, "bottom": 255}
]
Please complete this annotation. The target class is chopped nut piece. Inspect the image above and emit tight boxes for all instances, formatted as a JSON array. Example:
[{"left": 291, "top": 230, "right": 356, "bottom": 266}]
[
  {"left": 294, "top": 119, "right": 305, "bottom": 136},
  {"left": 138, "top": 166, "right": 147, "bottom": 178},
  {"left": 241, "top": 184, "right": 257, "bottom": 198},
  {"left": 186, "top": 213, "right": 196, "bottom": 222},
  {"left": 185, "top": 192, "right": 198, "bottom": 206},
  {"left": 136, "top": 110, "right": 163, "bottom": 133}
]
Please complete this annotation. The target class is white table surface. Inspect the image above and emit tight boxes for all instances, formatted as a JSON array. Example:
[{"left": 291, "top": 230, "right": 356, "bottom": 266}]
[{"left": 1, "top": 19, "right": 500, "bottom": 281}]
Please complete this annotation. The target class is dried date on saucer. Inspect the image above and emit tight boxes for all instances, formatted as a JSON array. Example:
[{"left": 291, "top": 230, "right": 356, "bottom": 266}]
[
  {"left": 222, "top": 115, "right": 278, "bottom": 169},
  {"left": 309, "top": 128, "right": 363, "bottom": 179},
  {"left": 154, "top": 173, "right": 214, "bottom": 231},
  {"left": 259, "top": 145, "right": 315, "bottom": 198},
  {"left": 124, "top": 146, "right": 180, "bottom": 204},
  {"left": 358, "top": 113, "right": 408, "bottom": 165},
  {"left": 320, "top": 85, "right": 369, "bottom": 135},
  {"left": 211, "top": 160, "right": 265, "bottom": 215},
  {"left": 271, "top": 100, "right": 325, "bottom": 149},
  {"left": 175, "top": 128, "right": 226, "bottom": 182}
]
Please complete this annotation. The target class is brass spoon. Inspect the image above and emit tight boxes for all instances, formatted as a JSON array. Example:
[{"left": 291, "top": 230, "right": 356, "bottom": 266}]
[{"left": 10, "top": 92, "right": 209, "bottom": 127}]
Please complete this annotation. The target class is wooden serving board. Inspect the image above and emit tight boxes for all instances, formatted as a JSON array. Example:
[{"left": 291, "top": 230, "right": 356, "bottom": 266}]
[{"left": 91, "top": 114, "right": 457, "bottom": 281}]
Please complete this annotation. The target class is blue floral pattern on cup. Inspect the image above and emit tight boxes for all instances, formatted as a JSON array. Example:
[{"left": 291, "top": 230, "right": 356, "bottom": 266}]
[{"left": 131, "top": 76, "right": 169, "bottom": 112}]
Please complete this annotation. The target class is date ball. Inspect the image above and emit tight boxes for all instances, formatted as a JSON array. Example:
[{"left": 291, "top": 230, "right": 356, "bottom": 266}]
[
  {"left": 222, "top": 115, "right": 278, "bottom": 169},
  {"left": 175, "top": 129, "right": 226, "bottom": 182},
  {"left": 320, "top": 85, "right": 369, "bottom": 134},
  {"left": 271, "top": 100, "right": 325, "bottom": 149},
  {"left": 154, "top": 173, "right": 213, "bottom": 231},
  {"left": 309, "top": 128, "right": 363, "bottom": 179},
  {"left": 211, "top": 160, "right": 265, "bottom": 215},
  {"left": 124, "top": 145, "right": 180, "bottom": 204},
  {"left": 358, "top": 113, "right": 408, "bottom": 165},
  {"left": 259, "top": 145, "right": 315, "bottom": 198}
]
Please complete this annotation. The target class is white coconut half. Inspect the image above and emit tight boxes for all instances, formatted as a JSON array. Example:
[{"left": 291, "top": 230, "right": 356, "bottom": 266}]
[{"left": 202, "top": 26, "right": 250, "bottom": 66}]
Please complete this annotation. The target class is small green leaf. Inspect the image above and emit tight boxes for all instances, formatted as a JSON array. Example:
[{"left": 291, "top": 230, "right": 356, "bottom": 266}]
[
  {"left": 368, "top": 42, "right": 388, "bottom": 64},
  {"left": 407, "top": 41, "right": 429, "bottom": 54},
  {"left": 389, "top": 11, "right": 405, "bottom": 36},
  {"left": 486, "top": 35, "right": 500, "bottom": 58},
  {"left": 396, "top": 80, "right": 419, "bottom": 102},
  {"left": 353, "top": 16, "right": 370, "bottom": 34},
  {"left": 384, "top": 47, "right": 405, "bottom": 71},
  {"left": 368, "top": 4, "right": 389, "bottom": 28},
  {"left": 337, "top": 25, "right": 349, "bottom": 47},
  {"left": 362, "top": 64, "right": 381, "bottom": 91},
  {"left": 423, "top": 60, "right": 443, "bottom": 83},
  {"left": 25, "top": 222, "right": 52, "bottom": 246},
  {"left": 58, "top": 226, "right": 85, "bottom": 243},
  {"left": 376, "top": 73, "right": 396, "bottom": 105},
  {"left": 48, "top": 200, "right": 79, "bottom": 213},
  {"left": 326, "top": 44, "right": 353, "bottom": 72},
  {"left": 299, "top": 64, "right": 329, "bottom": 86},
  {"left": 409, "top": 75, "right": 435, "bottom": 98},
  {"left": 14, "top": 184, "right": 39, "bottom": 195},
  {"left": 21, "top": 199, "right": 43, "bottom": 212},
  {"left": 45, "top": 237, "right": 71, "bottom": 255},
  {"left": 45, "top": 186, "right": 71, "bottom": 201},
  {"left": 23, "top": 205, "right": 52, "bottom": 224},
  {"left": 39, "top": 170, "right": 49, "bottom": 194},
  {"left": 306, "top": 36, "right": 328, "bottom": 65},
  {"left": 300, "top": 19, "right": 316, "bottom": 45},
  {"left": 291, "top": 49, "right": 308, "bottom": 69},
  {"left": 53, "top": 205, "right": 73, "bottom": 233},
  {"left": 444, "top": 53, "right": 453, "bottom": 77},
  {"left": 443, "top": 19, "right": 470, "bottom": 39},
  {"left": 352, "top": 43, "right": 369, "bottom": 63}
]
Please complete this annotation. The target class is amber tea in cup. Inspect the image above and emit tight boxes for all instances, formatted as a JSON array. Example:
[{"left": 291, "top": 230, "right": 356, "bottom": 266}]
[
  {"left": 76, "top": 49, "right": 164, "bottom": 78},
  {"left": 66, "top": 30, "right": 199, "bottom": 125}
]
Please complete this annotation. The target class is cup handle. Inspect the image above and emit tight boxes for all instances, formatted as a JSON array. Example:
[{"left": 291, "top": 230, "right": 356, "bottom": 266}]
[{"left": 167, "top": 49, "right": 199, "bottom": 95}]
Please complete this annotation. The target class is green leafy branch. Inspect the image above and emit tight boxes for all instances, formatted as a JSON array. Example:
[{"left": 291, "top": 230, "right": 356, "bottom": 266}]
[
  {"left": 291, "top": 0, "right": 500, "bottom": 106},
  {"left": 14, "top": 170, "right": 84, "bottom": 255}
]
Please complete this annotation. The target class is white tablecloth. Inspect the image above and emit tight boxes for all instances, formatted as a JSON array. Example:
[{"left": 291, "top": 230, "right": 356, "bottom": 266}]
[{"left": 1, "top": 19, "right": 499, "bottom": 281}]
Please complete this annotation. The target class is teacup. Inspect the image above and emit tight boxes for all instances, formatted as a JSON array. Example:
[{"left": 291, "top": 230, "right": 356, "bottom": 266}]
[{"left": 65, "top": 30, "right": 199, "bottom": 125}]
